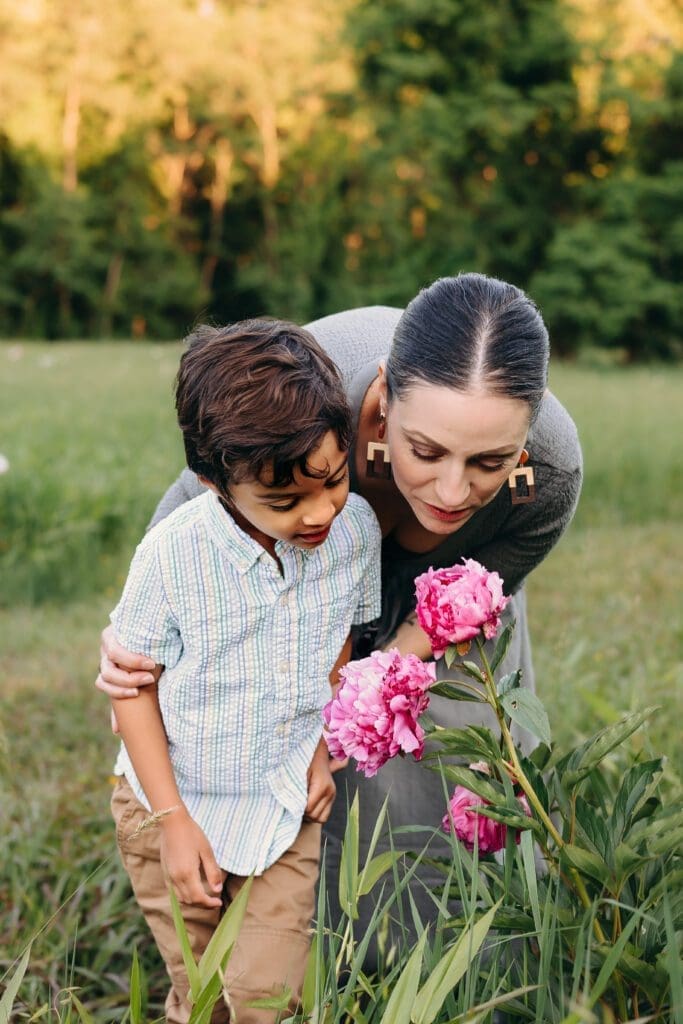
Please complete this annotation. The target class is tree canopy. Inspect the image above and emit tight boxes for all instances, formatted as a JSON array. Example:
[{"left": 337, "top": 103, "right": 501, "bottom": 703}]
[{"left": 0, "top": 0, "right": 680, "bottom": 358}]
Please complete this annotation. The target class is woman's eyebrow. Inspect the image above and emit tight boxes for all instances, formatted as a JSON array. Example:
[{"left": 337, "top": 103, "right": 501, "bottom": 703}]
[{"left": 404, "top": 429, "right": 519, "bottom": 457}]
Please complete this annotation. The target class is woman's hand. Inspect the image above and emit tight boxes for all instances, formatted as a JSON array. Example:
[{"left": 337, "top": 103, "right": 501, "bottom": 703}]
[
  {"left": 160, "top": 808, "right": 225, "bottom": 908},
  {"left": 96, "top": 625, "right": 158, "bottom": 698}
]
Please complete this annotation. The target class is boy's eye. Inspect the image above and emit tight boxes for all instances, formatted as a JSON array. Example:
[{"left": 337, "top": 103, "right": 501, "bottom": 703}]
[
  {"left": 325, "top": 470, "right": 349, "bottom": 488},
  {"left": 268, "top": 499, "right": 298, "bottom": 512}
]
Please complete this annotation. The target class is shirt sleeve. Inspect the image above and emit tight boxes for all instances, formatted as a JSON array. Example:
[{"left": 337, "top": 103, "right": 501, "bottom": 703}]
[
  {"left": 110, "top": 537, "right": 183, "bottom": 669},
  {"left": 351, "top": 501, "right": 383, "bottom": 626}
]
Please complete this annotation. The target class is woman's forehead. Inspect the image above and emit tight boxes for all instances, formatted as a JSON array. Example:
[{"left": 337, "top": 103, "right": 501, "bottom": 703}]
[{"left": 391, "top": 383, "right": 530, "bottom": 450}]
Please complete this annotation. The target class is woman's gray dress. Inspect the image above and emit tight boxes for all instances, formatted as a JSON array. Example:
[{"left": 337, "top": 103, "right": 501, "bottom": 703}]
[{"left": 148, "top": 307, "right": 583, "bottom": 959}]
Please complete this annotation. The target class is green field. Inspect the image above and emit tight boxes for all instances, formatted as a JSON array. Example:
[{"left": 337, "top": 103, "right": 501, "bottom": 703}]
[{"left": 1, "top": 342, "right": 682, "bottom": 1018}]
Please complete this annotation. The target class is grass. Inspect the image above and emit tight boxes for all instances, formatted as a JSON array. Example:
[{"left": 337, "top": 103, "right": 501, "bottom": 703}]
[{"left": 1, "top": 341, "right": 682, "bottom": 1018}]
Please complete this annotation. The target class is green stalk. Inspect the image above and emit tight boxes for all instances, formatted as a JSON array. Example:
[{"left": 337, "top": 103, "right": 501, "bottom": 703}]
[{"left": 473, "top": 637, "right": 628, "bottom": 1018}]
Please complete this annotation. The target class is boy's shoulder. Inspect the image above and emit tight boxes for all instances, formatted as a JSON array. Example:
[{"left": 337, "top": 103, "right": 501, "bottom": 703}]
[{"left": 137, "top": 491, "right": 211, "bottom": 554}]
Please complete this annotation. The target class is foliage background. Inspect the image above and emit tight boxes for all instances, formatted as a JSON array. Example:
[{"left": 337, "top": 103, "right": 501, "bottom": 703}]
[{"left": 0, "top": 0, "right": 681, "bottom": 358}]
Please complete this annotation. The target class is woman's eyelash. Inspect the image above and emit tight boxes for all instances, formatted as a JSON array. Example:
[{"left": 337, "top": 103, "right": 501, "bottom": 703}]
[{"left": 410, "top": 448, "right": 441, "bottom": 462}]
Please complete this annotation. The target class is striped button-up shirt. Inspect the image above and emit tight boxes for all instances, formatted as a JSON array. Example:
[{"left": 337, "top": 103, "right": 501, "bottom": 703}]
[{"left": 112, "top": 490, "right": 381, "bottom": 875}]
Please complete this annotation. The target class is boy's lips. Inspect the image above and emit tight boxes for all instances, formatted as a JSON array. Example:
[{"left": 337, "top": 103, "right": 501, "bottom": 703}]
[{"left": 296, "top": 525, "right": 332, "bottom": 543}]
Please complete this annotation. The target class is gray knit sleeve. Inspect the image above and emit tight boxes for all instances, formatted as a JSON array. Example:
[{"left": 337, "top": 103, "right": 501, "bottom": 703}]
[{"left": 146, "top": 468, "right": 206, "bottom": 531}]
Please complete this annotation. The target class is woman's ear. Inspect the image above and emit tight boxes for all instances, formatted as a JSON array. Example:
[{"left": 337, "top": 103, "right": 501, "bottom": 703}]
[{"left": 376, "top": 363, "right": 388, "bottom": 419}]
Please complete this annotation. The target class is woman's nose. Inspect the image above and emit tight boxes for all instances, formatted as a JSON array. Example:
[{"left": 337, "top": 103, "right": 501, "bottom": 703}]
[{"left": 434, "top": 464, "right": 470, "bottom": 508}]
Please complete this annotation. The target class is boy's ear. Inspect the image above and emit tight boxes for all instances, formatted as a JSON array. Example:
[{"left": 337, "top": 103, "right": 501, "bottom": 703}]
[{"left": 197, "top": 474, "right": 220, "bottom": 495}]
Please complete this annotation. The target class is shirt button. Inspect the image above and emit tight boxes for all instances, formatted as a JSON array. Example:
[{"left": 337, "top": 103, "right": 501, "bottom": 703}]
[
  {"left": 275, "top": 723, "right": 284, "bottom": 735},
  {"left": 278, "top": 660, "right": 289, "bottom": 673}
]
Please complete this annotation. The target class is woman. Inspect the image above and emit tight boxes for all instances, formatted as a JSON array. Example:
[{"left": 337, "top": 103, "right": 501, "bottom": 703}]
[{"left": 98, "top": 272, "right": 582, "bottom": 958}]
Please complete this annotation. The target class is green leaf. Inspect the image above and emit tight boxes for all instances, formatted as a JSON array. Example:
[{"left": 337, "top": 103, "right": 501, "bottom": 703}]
[
  {"left": 428, "top": 681, "right": 483, "bottom": 703},
  {"left": 246, "top": 988, "right": 292, "bottom": 1010},
  {"left": 378, "top": 929, "right": 427, "bottom": 1024},
  {"left": 169, "top": 887, "right": 201, "bottom": 1000},
  {"left": 490, "top": 622, "right": 514, "bottom": 673},
  {"left": 500, "top": 689, "right": 551, "bottom": 745},
  {"left": 0, "top": 944, "right": 31, "bottom": 1024},
  {"left": 497, "top": 670, "right": 521, "bottom": 697},
  {"left": 411, "top": 901, "right": 500, "bottom": 1024},
  {"left": 444, "top": 645, "right": 457, "bottom": 668},
  {"left": 425, "top": 725, "right": 503, "bottom": 764},
  {"left": 197, "top": 875, "right": 253, "bottom": 989},
  {"left": 613, "top": 841, "right": 648, "bottom": 887},
  {"left": 339, "top": 790, "right": 360, "bottom": 919},
  {"left": 588, "top": 911, "right": 643, "bottom": 1007},
  {"left": 438, "top": 764, "right": 504, "bottom": 804},
  {"left": 358, "top": 850, "right": 403, "bottom": 896},
  {"left": 574, "top": 796, "right": 612, "bottom": 861},
  {"left": 559, "top": 844, "right": 608, "bottom": 886},
  {"left": 558, "top": 707, "right": 658, "bottom": 786},
  {"left": 129, "top": 947, "right": 143, "bottom": 1024},
  {"left": 460, "top": 661, "right": 486, "bottom": 684},
  {"left": 529, "top": 743, "right": 552, "bottom": 770},
  {"left": 663, "top": 885, "right": 683, "bottom": 1016},
  {"left": 187, "top": 972, "right": 224, "bottom": 1024},
  {"left": 520, "top": 830, "right": 542, "bottom": 934},
  {"left": 612, "top": 758, "right": 663, "bottom": 842},
  {"left": 66, "top": 994, "right": 95, "bottom": 1024}
]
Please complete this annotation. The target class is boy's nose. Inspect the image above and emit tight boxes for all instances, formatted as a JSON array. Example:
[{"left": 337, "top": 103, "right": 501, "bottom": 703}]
[{"left": 301, "top": 494, "right": 336, "bottom": 526}]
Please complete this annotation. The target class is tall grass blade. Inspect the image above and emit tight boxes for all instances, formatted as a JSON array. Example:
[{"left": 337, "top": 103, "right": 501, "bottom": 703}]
[
  {"left": 198, "top": 875, "right": 253, "bottom": 987},
  {"left": 339, "top": 791, "right": 360, "bottom": 919},
  {"left": 411, "top": 901, "right": 501, "bottom": 1024},
  {"left": 169, "top": 885, "right": 201, "bottom": 1000},
  {"left": 129, "top": 946, "right": 143, "bottom": 1024},
  {"left": 662, "top": 886, "right": 682, "bottom": 1024},
  {"left": 378, "top": 930, "right": 427, "bottom": 1024},
  {"left": 0, "top": 944, "right": 31, "bottom": 1024}
]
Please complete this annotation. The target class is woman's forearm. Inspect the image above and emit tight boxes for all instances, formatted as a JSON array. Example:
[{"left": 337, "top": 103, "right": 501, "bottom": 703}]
[
  {"left": 114, "top": 683, "right": 183, "bottom": 813},
  {"left": 382, "top": 613, "right": 432, "bottom": 660}
]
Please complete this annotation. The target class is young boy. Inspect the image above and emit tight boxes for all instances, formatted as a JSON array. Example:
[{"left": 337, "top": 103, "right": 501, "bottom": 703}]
[{"left": 110, "top": 321, "right": 381, "bottom": 1024}]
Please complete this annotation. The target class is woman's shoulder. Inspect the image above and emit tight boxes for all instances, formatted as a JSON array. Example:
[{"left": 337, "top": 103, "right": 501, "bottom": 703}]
[
  {"left": 305, "top": 306, "right": 403, "bottom": 383},
  {"left": 528, "top": 389, "right": 582, "bottom": 475}
]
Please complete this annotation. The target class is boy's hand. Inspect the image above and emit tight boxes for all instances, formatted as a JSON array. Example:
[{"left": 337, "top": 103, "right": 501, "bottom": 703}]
[
  {"left": 305, "top": 740, "right": 337, "bottom": 823},
  {"left": 160, "top": 808, "right": 224, "bottom": 909}
]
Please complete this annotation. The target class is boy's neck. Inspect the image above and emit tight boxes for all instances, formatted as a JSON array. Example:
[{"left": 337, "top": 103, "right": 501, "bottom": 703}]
[{"left": 218, "top": 496, "right": 281, "bottom": 568}]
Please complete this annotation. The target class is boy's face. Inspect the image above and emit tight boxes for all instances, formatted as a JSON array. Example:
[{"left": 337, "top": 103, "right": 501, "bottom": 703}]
[{"left": 204, "top": 430, "right": 350, "bottom": 555}]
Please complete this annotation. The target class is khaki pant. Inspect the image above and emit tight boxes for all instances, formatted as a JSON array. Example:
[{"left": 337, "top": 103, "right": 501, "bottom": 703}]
[{"left": 112, "top": 778, "right": 321, "bottom": 1024}]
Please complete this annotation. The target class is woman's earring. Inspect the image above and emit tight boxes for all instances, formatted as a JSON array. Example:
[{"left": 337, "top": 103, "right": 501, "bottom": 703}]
[
  {"left": 366, "top": 415, "right": 392, "bottom": 479},
  {"left": 508, "top": 448, "right": 535, "bottom": 505}
]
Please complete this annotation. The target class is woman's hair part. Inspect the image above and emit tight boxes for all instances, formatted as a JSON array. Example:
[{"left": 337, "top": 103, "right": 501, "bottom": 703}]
[{"left": 385, "top": 272, "right": 549, "bottom": 420}]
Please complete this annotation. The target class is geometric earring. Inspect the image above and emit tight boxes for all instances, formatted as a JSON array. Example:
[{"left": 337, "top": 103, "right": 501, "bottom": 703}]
[
  {"left": 507, "top": 448, "right": 535, "bottom": 505},
  {"left": 366, "top": 414, "right": 392, "bottom": 479}
]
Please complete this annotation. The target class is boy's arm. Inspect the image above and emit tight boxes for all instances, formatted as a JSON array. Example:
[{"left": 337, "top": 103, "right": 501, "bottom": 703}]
[
  {"left": 115, "top": 682, "right": 223, "bottom": 908},
  {"left": 305, "top": 634, "right": 352, "bottom": 822}
]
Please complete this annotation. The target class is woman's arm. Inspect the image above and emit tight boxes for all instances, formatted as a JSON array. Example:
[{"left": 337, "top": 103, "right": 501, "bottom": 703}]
[
  {"left": 116, "top": 684, "right": 223, "bottom": 908},
  {"left": 96, "top": 470, "right": 206, "bottom": 698}
]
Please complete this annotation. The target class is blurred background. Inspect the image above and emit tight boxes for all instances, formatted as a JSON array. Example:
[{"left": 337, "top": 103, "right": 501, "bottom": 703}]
[{"left": 0, "top": 0, "right": 681, "bottom": 358}]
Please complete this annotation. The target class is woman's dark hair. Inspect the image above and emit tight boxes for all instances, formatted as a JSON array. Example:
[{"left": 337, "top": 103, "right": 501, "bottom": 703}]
[
  {"left": 386, "top": 273, "right": 549, "bottom": 420},
  {"left": 176, "top": 319, "right": 353, "bottom": 494}
]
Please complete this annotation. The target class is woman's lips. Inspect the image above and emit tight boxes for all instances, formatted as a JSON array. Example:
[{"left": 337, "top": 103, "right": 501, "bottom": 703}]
[{"left": 423, "top": 502, "right": 471, "bottom": 523}]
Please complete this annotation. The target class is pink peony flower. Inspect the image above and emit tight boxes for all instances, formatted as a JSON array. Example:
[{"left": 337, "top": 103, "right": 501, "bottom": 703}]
[
  {"left": 442, "top": 785, "right": 531, "bottom": 853},
  {"left": 414, "top": 559, "right": 510, "bottom": 658},
  {"left": 322, "top": 649, "right": 436, "bottom": 777}
]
